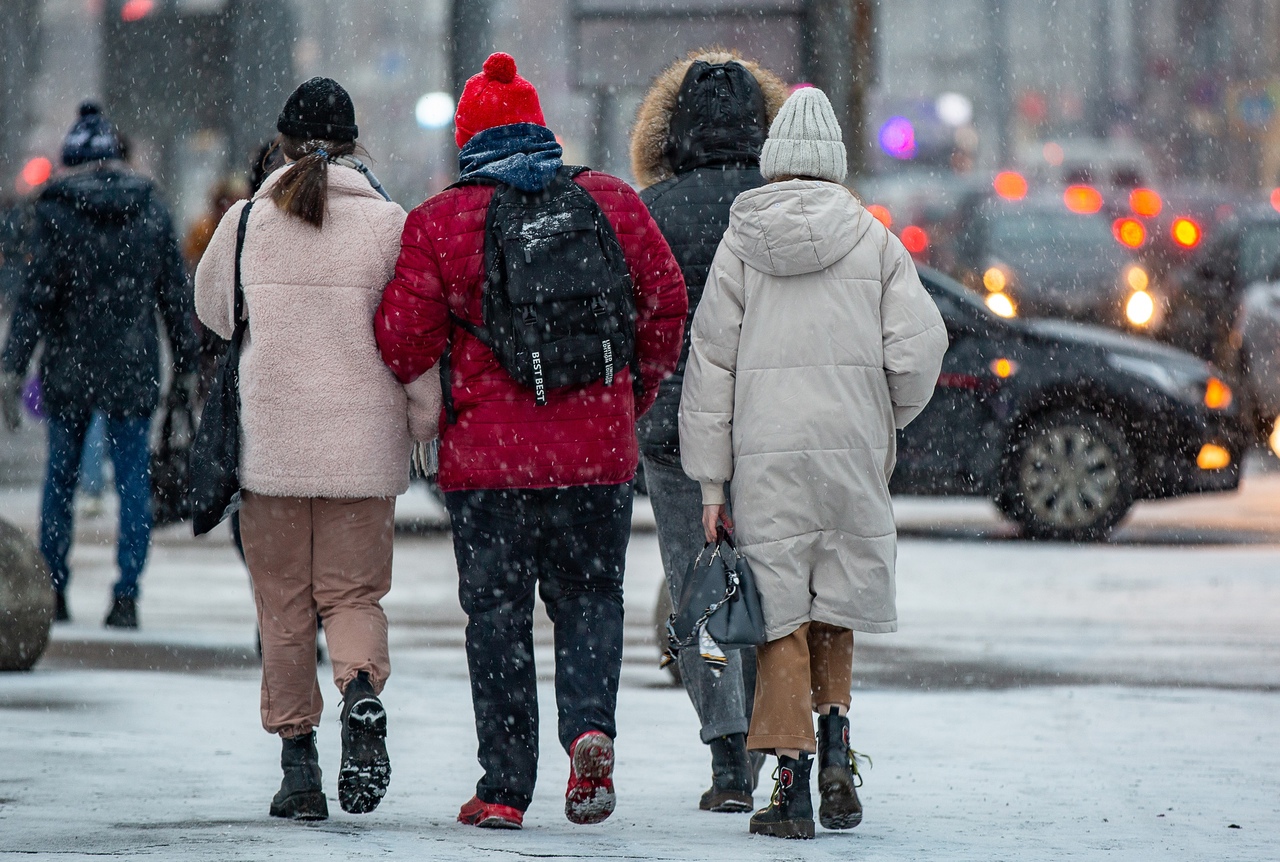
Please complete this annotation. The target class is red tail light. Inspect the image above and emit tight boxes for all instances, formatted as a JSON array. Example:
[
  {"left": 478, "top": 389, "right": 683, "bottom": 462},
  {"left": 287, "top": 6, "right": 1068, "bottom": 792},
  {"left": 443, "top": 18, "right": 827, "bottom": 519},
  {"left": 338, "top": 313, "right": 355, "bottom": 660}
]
[
  {"left": 1129, "top": 188, "right": 1162, "bottom": 218},
  {"left": 1064, "top": 185, "right": 1104, "bottom": 214},
  {"left": 900, "top": 226, "right": 929, "bottom": 255},
  {"left": 866, "top": 204, "right": 892, "bottom": 228},
  {"left": 1112, "top": 217, "right": 1146, "bottom": 249},
  {"left": 1171, "top": 217, "right": 1202, "bottom": 249},
  {"left": 993, "top": 171, "right": 1028, "bottom": 201}
]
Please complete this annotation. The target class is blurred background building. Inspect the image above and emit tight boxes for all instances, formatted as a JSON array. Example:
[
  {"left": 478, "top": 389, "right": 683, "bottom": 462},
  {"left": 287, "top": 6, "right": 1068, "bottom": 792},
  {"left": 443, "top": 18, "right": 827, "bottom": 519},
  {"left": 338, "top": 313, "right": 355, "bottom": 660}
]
[{"left": 3, "top": 0, "right": 1280, "bottom": 230}]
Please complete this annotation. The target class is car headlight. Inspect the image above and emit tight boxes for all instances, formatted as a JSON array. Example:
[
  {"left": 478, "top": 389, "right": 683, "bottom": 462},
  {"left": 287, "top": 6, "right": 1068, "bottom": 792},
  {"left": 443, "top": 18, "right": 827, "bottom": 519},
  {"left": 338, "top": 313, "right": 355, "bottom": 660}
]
[{"left": 1107, "top": 354, "right": 1211, "bottom": 405}]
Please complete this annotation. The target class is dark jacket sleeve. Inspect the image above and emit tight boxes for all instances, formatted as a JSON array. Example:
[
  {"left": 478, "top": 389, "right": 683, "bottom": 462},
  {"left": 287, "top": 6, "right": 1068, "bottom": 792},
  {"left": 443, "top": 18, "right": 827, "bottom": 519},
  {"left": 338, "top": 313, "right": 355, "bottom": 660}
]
[
  {"left": 375, "top": 201, "right": 451, "bottom": 384},
  {"left": 584, "top": 173, "right": 687, "bottom": 418},
  {"left": 1, "top": 201, "right": 60, "bottom": 376},
  {"left": 153, "top": 204, "right": 198, "bottom": 375}
]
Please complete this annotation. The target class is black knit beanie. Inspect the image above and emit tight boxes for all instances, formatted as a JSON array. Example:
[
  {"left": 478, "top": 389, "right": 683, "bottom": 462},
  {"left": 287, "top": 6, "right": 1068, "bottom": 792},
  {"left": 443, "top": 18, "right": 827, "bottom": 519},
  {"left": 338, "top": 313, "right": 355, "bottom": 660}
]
[
  {"left": 62, "top": 102, "right": 122, "bottom": 166},
  {"left": 276, "top": 77, "right": 358, "bottom": 142}
]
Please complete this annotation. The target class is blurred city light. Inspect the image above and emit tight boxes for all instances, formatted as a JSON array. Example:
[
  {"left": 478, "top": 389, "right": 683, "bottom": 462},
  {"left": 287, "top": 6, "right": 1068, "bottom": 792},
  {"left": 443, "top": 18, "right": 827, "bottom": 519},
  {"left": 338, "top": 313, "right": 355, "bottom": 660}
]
[
  {"left": 990, "top": 357, "right": 1017, "bottom": 378},
  {"left": 120, "top": 0, "right": 155, "bottom": 22},
  {"left": 1271, "top": 188, "right": 1280, "bottom": 214},
  {"left": 1125, "top": 265, "right": 1150, "bottom": 292},
  {"left": 879, "top": 117, "right": 916, "bottom": 160},
  {"left": 1113, "top": 217, "right": 1147, "bottom": 248},
  {"left": 866, "top": 204, "right": 892, "bottom": 228},
  {"left": 415, "top": 92, "right": 455, "bottom": 130},
  {"left": 935, "top": 92, "right": 974, "bottom": 127},
  {"left": 1125, "top": 290, "right": 1155, "bottom": 326},
  {"left": 1196, "top": 443, "right": 1231, "bottom": 470},
  {"left": 985, "top": 292, "right": 1016, "bottom": 318},
  {"left": 1064, "top": 185, "right": 1104, "bottom": 214},
  {"left": 20, "top": 157, "right": 51, "bottom": 189},
  {"left": 1130, "top": 188, "right": 1163, "bottom": 218},
  {"left": 1042, "top": 141, "right": 1065, "bottom": 166},
  {"left": 1204, "top": 377, "right": 1233, "bottom": 410},
  {"left": 1270, "top": 419, "right": 1280, "bottom": 458},
  {"left": 983, "top": 266, "right": 1008, "bottom": 292},
  {"left": 1172, "top": 217, "right": 1202, "bottom": 248},
  {"left": 900, "top": 225, "right": 929, "bottom": 254},
  {"left": 993, "top": 171, "right": 1028, "bottom": 201}
]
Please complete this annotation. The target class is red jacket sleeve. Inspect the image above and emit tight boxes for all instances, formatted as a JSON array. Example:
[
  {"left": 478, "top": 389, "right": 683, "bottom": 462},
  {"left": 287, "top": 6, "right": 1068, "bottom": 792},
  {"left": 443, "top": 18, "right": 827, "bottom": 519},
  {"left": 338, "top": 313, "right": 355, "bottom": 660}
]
[
  {"left": 581, "top": 173, "right": 688, "bottom": 417},
  {"left": 375, "top": 201, "right": 451, "bottom": 384}
]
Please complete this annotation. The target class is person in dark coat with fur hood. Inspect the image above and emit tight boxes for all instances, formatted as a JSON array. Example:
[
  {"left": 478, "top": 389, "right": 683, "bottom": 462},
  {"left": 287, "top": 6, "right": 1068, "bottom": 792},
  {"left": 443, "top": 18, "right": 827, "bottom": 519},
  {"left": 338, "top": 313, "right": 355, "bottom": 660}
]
[
  {"left": 629, "top": 49, "right": 789, "bottom": 814},
  {"left": 0, "top": 102, "right": 198, "bottom": 629}
]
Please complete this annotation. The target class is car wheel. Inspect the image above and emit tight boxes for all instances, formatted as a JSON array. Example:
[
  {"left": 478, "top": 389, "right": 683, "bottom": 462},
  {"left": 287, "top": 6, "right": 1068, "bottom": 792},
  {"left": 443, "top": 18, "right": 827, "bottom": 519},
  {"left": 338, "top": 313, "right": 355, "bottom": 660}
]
[
  {"left": 998, "top": 408, "right": 1134, "bottom": 541},
  {"left": 653, "top": 579, "right": 682, "bottom": 686}
]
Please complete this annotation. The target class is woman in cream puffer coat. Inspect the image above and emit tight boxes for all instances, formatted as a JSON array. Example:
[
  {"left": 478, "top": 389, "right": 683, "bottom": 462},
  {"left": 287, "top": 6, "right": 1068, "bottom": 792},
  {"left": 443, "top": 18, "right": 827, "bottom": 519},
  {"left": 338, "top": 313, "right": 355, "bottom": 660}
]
[{"left": 679, "top": 87, "right": 947, "bottom": 840}]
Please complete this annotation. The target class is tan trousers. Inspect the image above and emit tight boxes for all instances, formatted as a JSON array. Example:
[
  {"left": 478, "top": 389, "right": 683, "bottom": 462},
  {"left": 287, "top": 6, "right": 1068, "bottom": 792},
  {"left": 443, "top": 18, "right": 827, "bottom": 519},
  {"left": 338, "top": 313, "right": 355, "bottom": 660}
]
[
  {"left": 747, "top": 622, "right": 853, "bottom": 753},
  {"left": 240, "top": 491, "right": 394, "bottom": 738}
]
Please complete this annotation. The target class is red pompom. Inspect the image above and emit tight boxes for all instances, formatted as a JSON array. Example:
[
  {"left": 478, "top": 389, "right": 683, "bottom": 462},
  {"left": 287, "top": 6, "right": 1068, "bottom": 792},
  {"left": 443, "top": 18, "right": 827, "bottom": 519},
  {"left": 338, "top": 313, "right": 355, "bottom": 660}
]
[{"left": 483, "top": 52, "right": 517, "bottom": 84}]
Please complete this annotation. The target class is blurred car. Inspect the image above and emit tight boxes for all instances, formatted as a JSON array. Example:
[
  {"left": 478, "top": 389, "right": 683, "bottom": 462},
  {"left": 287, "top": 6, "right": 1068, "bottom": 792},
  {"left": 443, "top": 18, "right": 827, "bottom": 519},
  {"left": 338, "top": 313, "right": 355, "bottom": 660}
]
[
  {"left": 1172, "top": 203, "right": 1280, "bottom": 366},
  {"left": 951, "top": 192, "right": 1152, "bottom": 332},
  {"left": 1234, "top": 278, "right": 1280, "bottom": 437},
  {"left": 892, "top": 267, "right": 1244, "bottom": 541}
]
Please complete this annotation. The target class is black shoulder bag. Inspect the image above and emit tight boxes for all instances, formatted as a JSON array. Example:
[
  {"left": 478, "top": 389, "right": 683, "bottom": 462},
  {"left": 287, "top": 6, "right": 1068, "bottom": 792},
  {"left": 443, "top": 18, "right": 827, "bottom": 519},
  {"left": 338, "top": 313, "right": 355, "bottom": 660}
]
[
  {"left": 665, "top": 529, "right": 767, "bottom": 661},
  {"left": 189, "top": 201, "right": 254, "bottom": 536},
  {"left": 151, "top": 384, "right": 195, "bottom": 527}
]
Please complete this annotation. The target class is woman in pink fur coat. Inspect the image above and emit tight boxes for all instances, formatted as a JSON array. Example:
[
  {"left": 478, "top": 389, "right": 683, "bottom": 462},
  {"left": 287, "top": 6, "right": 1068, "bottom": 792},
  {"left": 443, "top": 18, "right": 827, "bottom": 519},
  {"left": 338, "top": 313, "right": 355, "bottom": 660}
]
[{"left": 194, "top": 77, "right": 440, "bottom": 823}]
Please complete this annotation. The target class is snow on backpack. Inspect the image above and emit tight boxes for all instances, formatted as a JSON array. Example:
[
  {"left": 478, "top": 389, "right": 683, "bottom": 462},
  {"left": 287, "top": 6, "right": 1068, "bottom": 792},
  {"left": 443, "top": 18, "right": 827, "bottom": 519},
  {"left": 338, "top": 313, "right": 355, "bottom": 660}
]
[{"left": 455, "top": 166, "right": 636, "bottom": 406}]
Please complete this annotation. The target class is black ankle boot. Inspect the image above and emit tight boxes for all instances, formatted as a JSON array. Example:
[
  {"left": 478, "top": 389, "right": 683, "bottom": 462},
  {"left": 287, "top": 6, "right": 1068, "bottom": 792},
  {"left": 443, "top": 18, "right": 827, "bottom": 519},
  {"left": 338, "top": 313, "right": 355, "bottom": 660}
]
[
  {"left": 817, "top": 708, "right": 864, "bottom": 829},
  {"left": 55, "top": 591, "right": 70, "bottom": 623},
  {"left": 748, "top": 754, "right": 814, "bottom": 839},
  {"left": 270, "top": 731, "right": 328, "bottom": 820},
  {"left": 699, "top": 733, "right": 754, "bottom": 812},
  {"left": 103, "top": 596, "right": 137, "bottom": 629},
  {"left": 338, "top": 671, "right": 390, "bottom": 814}
]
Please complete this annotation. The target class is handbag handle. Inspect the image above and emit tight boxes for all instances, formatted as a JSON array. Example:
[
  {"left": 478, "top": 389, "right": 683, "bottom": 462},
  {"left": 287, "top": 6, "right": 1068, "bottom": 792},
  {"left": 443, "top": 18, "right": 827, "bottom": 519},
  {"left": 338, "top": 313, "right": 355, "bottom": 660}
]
[{"left": 232, "top": 200, "right": 255, "bottom": 339}]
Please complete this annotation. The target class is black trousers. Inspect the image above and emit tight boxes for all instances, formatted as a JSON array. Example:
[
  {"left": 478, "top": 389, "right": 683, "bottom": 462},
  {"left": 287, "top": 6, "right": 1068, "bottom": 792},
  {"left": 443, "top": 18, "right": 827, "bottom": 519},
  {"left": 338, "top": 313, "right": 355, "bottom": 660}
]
[{"left": 445, "top": 483, "right": 632, "bottom": 811}]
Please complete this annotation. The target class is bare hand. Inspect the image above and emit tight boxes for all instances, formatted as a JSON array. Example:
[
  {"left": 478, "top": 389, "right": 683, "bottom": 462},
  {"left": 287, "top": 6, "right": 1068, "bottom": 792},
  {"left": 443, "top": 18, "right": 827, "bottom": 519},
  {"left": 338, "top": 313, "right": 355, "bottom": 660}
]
[{"left": 702, "top": 504, "right": 733, "bottom": 544}]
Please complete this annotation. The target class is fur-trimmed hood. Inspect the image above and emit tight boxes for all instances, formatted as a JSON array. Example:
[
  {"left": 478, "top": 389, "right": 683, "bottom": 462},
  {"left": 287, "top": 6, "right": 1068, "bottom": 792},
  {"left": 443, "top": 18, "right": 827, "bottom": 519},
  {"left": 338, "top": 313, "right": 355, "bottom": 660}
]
[{"left": 631, "top": 49, "right": 789, "bottom": 189}]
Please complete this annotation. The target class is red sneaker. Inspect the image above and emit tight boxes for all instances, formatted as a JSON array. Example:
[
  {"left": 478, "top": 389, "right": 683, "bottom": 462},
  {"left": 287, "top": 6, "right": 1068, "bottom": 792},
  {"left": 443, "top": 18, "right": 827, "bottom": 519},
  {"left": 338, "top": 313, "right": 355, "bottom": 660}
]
[
  {"left": 457, "top": 795, "right": 524, "bottom": 829},
  {"left": 565, "top": 730, "right": 616, "bottom": 825}
]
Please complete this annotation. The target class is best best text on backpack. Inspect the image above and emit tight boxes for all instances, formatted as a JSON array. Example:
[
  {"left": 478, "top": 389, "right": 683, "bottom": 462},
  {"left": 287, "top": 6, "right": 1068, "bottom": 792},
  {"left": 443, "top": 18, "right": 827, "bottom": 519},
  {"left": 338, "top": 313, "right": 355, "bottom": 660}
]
[{"left": 454, "top": 166, "right": 637, "bottom": 406}]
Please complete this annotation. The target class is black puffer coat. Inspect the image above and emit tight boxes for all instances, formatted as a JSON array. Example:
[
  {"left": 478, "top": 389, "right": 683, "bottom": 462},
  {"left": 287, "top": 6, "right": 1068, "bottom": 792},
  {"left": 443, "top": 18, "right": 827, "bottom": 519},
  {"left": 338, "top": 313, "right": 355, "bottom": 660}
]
[
  {"left": 1, "top": 166, "right": 196, "bottom": 419},
  {"left": 632, "top": 53, "right": 789, "bottom": 459}
]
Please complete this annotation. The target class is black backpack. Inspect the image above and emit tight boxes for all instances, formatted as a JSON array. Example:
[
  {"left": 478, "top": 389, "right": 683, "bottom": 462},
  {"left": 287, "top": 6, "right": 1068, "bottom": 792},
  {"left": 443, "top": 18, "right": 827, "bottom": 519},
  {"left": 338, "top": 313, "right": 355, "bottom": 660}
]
[{"left": 455, "top": 166, "right": 636, "bottom": 406}]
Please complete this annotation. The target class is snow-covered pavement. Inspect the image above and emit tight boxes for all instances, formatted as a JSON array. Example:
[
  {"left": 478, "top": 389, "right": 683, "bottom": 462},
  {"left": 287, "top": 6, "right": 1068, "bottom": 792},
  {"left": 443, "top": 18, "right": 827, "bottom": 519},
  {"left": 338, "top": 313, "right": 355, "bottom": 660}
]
[{"left": 2, "top": 480, "right": 1280, "bottom": 859}]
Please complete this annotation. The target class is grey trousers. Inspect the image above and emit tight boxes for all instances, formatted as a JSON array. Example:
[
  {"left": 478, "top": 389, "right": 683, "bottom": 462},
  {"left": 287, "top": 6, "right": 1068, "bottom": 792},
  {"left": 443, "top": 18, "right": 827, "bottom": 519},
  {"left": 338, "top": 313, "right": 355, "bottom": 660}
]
[{"left": 643, "top": 454, "right": 755, "bottom": 743}]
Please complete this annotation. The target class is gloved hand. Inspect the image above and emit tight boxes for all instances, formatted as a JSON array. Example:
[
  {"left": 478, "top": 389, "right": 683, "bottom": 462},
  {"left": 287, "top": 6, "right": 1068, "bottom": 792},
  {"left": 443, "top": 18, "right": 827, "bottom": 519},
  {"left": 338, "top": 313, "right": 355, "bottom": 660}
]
[{"left": 1, "top": 372, "right": 23, "bottom": 432}]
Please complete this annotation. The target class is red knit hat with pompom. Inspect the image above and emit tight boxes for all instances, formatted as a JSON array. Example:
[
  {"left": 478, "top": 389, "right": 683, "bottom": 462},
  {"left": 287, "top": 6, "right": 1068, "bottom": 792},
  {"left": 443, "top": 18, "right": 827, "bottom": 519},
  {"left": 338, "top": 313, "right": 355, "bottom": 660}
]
[{"left": 454, "top": 53, "right": 546, "bottom": 148}]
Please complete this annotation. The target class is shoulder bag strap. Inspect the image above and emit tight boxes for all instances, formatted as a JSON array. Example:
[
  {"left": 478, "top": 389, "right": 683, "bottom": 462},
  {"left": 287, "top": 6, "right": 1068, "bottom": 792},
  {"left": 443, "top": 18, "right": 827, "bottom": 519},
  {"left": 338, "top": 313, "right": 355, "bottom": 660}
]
[{"left": 232, "top": 200, "right": 255, "bottom": 341}]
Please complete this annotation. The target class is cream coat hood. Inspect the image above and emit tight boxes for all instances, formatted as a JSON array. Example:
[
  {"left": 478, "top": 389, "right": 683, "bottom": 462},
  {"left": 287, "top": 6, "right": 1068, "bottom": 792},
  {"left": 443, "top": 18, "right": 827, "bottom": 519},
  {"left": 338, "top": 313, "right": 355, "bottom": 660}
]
[{"left": 723, "top": 180, "right": 872, "bottom": 278}]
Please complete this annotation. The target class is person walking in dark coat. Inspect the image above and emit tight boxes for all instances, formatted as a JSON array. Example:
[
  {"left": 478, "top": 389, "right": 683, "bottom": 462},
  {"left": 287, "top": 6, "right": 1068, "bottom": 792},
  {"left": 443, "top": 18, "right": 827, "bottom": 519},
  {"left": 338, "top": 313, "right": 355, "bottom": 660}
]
[
  {"left": 376, "top": 53, "right": 687, "bottom": 829},
  {"left": 0, "top": 102, "right": 198, "bottom": 628},
  {"left": 628, "top": 49, "right": 789, "bottom": 813}
]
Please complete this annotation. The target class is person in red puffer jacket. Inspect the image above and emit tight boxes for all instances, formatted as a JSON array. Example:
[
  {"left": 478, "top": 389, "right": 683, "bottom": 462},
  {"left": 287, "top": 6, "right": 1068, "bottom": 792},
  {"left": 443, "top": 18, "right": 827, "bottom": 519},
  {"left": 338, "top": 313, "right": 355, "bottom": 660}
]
[{"left": 375, "top": 52, "right": 686, "bottom": 830}]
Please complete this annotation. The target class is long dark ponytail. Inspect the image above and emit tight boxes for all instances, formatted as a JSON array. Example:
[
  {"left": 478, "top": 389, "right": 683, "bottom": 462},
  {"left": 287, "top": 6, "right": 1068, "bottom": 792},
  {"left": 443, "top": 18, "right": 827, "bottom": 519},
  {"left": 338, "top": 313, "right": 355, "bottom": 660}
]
[{"left": 269, "top": 135, "right": 360, "bottom": 229}]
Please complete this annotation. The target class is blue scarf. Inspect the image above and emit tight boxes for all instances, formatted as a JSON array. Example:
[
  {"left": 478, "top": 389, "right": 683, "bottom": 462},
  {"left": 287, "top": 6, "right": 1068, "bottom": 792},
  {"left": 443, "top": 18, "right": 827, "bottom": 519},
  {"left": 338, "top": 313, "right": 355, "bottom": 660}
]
[{"left": 457, "top": 123, "right": 563, "bottom": 192}]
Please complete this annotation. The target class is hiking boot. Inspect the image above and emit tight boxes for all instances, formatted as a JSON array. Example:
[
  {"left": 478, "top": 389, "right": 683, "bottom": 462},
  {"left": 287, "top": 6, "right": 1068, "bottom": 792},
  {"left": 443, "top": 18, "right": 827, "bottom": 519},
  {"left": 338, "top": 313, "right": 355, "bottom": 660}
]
[
  {"left": 458, "top": 795, "right": 524, "bottom": 829},
  {"left": 55, "top": 591, "right": 70, "bottom": 623},
  {"left": 699, "top": 733, "right": 753, "bottom": 812},
  {"left": 749, "top": 754, "right": 815, "bottom": 839},
  {"left": 103, "top": 596, "right": 137, "bottom": 629},
  {"left": 337, "top": 672, "right": 390, "bottom": 814},
  {"left": 269, "top": 731, "right": 328, "bottom": 821},
  {"left": 817, "top": 708, "right": 866, "bottom": 830},
  {"left": 565, "top": 730, "right": 615, "bottom": 825}
]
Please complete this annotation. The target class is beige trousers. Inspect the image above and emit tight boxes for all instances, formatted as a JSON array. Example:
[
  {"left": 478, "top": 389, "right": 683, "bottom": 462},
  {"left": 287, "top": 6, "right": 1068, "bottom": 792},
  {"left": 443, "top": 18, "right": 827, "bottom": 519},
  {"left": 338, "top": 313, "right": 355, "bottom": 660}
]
[
  {"left": 240, "top": 491, "right": 394, "bottom": 738},
  {"left": 747, "top": 622, "right": 854, "bottom": 753}
]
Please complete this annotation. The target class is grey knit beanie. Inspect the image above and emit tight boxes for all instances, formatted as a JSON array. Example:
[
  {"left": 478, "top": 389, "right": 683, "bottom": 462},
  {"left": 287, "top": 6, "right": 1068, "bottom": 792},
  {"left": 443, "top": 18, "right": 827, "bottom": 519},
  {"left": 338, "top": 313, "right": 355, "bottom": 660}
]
[{"left": 760, "top": 87, "right": 847, "bottom": 183}]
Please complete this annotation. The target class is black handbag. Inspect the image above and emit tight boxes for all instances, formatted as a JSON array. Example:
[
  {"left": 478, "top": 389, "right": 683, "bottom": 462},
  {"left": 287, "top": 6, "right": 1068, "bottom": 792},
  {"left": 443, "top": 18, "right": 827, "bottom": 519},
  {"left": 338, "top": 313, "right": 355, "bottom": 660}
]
[
  {"left": 151, "top": 385, "right": 194, "bottom": 527},
  {"left": 189, "top": 201, "right": 254, "bottom": 536},
  {"left": 667, "top": 530, "right": 767, "bottom": 654}
]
